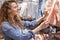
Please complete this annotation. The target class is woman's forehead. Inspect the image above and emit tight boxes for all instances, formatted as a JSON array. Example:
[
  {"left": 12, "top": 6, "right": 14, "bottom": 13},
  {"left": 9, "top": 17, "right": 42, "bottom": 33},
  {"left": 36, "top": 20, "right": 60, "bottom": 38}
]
[{"left": 10, "top": 2, "right": 17, "bottom": 7}]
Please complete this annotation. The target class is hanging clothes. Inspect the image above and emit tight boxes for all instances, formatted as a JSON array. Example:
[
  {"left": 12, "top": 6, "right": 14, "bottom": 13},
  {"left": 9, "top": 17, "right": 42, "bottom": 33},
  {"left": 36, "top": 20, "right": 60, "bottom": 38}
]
[
  {"left": 19, "top": 1, "right": 38, "bottom": 20},
  {"left": 44, "top": 0, "right": 60, "bottom": 27},
  {"left": 35, "top": 0, "right": 47, "bottom": 19}
]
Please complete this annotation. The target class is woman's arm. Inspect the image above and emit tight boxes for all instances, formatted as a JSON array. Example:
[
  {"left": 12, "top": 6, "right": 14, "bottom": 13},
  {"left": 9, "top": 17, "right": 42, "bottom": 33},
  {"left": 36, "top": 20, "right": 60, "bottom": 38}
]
[
  {"left": 22, "top": 20, "right": 37, "bottom": 28},
  {"left": 15, "top": 12, "right": 48, "bottom": 28},
  {"left": 22, "top": 13, "right": 48, "bottom": 28},
  {"left": 32, "top": 20, "right": 49, "bottom": 34}
]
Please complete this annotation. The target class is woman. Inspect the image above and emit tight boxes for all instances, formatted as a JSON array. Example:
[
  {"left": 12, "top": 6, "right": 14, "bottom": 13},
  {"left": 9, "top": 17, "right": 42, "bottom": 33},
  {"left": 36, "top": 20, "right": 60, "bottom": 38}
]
[{"left": 0, "top": 0, "right": 47, "bottom": 40}]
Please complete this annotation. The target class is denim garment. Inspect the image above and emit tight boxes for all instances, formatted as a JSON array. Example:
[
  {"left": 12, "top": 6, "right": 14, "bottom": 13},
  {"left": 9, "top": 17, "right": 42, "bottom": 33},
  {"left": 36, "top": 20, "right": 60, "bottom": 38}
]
[{"left": 1, "top": 20, "right": 36, "bottom": 40}]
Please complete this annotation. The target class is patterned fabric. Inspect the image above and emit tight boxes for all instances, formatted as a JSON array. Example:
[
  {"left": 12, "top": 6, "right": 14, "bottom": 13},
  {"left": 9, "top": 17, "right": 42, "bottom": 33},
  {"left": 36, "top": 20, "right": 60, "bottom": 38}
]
[
  {"left": 30, "top": 34, "right": 48, "bottom": 40},
  {"left": 44, "top": 0, "right": 60, "bottom": 26}
]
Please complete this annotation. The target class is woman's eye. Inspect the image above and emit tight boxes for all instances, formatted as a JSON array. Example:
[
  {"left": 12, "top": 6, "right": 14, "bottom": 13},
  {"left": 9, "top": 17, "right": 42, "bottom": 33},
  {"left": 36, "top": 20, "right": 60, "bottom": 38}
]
[
  {"left": 14, "top": 5, "right": 18, "bottom": 8},
  {"left": 14, "top": 6, "right": 17, "bottom": 8}
]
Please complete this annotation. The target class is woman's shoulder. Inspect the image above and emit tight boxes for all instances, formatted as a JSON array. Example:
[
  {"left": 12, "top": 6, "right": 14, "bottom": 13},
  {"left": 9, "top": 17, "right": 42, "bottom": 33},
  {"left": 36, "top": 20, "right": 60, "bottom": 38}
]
[
  {"left": 1, "top": 21, "right": 14, "bottom": 31},
  {"left": 1, "top": 21, "right": 11, "bottom": 29}
]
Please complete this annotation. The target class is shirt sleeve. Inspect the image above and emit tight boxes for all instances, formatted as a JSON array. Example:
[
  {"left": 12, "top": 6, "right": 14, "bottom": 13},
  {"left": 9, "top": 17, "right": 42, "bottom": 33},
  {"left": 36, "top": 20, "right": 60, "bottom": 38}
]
[
  {"left": 2, "top": 22, "right": 35, "bottom": 40},
  {"left": 22, "top": 20, "right": 37, "bottom": 28}
]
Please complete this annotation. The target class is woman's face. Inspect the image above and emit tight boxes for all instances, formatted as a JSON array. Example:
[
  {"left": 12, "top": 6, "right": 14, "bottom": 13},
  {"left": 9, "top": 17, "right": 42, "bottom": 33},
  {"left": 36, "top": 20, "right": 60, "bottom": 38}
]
[{"left": 9, "top": 2, "right": 19, "bottom": 16}]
